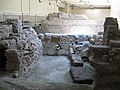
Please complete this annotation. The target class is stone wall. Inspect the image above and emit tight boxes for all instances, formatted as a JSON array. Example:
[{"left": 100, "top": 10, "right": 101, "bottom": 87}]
[
  {"left": 90, "top": 17, "right": 120, "bottom": 90},
  {"left": 37, "top": 13, "right": 104, "bottom": 35},
  {"left": 41, "top": 33, "right": 75, "bottom": 56},
  {"left": 0, "top": 19, "right": 42, "bottom": 78}
]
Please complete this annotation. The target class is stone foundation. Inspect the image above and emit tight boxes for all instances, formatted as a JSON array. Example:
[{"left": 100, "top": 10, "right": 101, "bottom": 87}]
[
  {"left": 0, "top": 19, "right": 42, "bottom": 78},
  {"left": 36, "top": 13, "right": 103, "bottom": 35},
  {"left": 90, "top": 17, "right": 120, "bottom": 90}
]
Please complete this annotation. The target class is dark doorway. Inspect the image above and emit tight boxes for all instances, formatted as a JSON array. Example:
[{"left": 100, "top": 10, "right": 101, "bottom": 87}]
[{"left": 0, "top": 49, "right": 7, "bottom": 71}]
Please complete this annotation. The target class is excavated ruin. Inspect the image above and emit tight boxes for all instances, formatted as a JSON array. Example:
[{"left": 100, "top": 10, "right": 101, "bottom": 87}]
[
  {"left": 35, "top": 12, "right": 103, "bottom": 35},
  {"left": 1, "top": 13, "right": 120, "bottom": 90},
  {"left": 0, "top": 19, "right": 42, "bottom": 78},
  {"left": 90, "top": 17, "right": 120, "bottom": 90}
]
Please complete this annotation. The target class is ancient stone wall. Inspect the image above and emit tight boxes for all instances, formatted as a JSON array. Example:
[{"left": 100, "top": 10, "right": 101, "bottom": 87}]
[
  {"left": 0, "top": 19, "right": 42, "bottom": 78},
  {"left": 102, "top": 17, "right": 120, "bottom": 45},
  {"left": 37, "top": 13, "right": 104, "bottom": 35},
  {"left": 90, "top": 17, "right": 120, "bottom": 90}
]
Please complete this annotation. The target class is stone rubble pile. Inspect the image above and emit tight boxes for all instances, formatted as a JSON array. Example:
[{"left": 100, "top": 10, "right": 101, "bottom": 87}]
[
  {"left": 41, "top": 33, "right": 75, "bottom": 55},
  {"left": 40, "top": 33, "right": 102, "bottom": 56},
  {"left": 69, "top": 42, "right": 94, "bottom": 84},
  {"left": 0, "top": 19, "right": 42, "bottom": 78},
  {"left": 90, "top": 17, "right": 120, "bottom": 90},
  {"left": 46, "top": 12, "right": 88, "bottom": 20}
]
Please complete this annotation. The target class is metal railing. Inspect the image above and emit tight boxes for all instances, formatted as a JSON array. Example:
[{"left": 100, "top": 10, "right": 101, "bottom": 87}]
[{"left": 0, "top": 11, "right": 45, "bottom": 26}]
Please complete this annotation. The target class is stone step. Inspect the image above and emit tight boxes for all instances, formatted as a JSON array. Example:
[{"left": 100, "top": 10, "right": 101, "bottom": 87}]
[
  {"left": 70, "top": 64, "right": 94, "bottom": 84},
  {"left": 69, "top": 54, "right": 83, "bottom": 67},
  {"left": 89, "top": 58, "right": 120, "bottom": 73}
]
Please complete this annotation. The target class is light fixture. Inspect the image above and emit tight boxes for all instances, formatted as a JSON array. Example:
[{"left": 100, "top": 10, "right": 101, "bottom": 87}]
[
  {"left": 89, "top": 5, "right": 94, "bottom": 8},
  {"left": 55, "top": 0, "right": 58, "bottom": 3},
  {"left": 39, "top": 0, "right": 42, "bottom": 3},
  {"left": 49, "top": 2, "right": 51, "bottom": 5}
]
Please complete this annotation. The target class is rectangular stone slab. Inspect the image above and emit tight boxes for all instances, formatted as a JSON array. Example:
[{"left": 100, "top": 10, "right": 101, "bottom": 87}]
[
  {"left": 70, "top": 65, "right": 94, "bottom": 84},
  {"left": 70, "top": 54, "right": 83, "bottom": 67}
]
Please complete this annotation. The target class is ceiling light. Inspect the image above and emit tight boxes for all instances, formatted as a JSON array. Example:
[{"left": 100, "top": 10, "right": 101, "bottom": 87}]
[
  {"left": 39, "top": 0, "right": 42, "bottom": 3},
  {"left": 49, "top": 2, "right": 51, "bottom": 5}
]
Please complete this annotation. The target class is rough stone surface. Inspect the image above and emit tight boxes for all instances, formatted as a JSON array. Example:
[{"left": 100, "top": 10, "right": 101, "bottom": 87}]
[
  {"left": 102, "top": 17, "right": 120, "bottom": 45},
  {"left": 0, "top": 24, "right": 13, "bottom": 40},
  {"left": 0, "top": 19, "right": 42, "bottom": 79},
  {"left": 69, "top": 54, "right": 83, "bottom": 67},
  {"left": 90, "top": 45, "right": 110, "bottom": 61},
  {"left": 109, "top": 40, "right": 120, "bottom": 48},
  {"left": 104, "top": 17, "right": 118, "bottom": 32},
  {"left": 90, "top": 17, "right": 120, "bottom": 90},
  {"left": 5, "top": 49, "right": 20, "bottom": 72},
  {"left": 70, "top": 63, "right": 94, "bottom": 84},
  {"left": 42, "top": 33, "right": 75, "bottom": 55},
  {"left": 6, "top": 18, "right": 22, "bottom": 33},
  {"left": 46, "top": 12, "right": 88, "bottom": 20}
]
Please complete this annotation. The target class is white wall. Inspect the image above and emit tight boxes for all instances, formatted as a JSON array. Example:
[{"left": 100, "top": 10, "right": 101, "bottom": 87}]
[
  {"left": 70, "top": 9, "right": 110, "bottom": 20},
  {"left": 0, "top": 0, "right": 21, "bottom": 12},
  {"left": 110, "top": 0, "right": 120, "bottom": 24},
  {"left": 59, "top": 7, "right": 110, "bottom": 20},
  {"left": 110, "top": 0, "right": 120, "bottom": 18},
  {"left": 0, "top": 0, "right": 112, "bottom": 20},
  {"left": 0, "top": 0, "right": 59, "bottom": 16}
]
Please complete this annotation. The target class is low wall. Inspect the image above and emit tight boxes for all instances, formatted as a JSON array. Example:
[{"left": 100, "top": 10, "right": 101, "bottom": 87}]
[
  {"left": 0, "top": 19, "right": 42, "bottom": 78},
  {"left": 41, "top": 19, "right": 104, "bottom": 35}
]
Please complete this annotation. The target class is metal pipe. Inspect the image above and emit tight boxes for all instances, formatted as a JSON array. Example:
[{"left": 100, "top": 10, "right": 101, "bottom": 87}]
[
  {"left": 29, "top": 0, "right": 30, "bottom": 15},
  {"left": 35, "top": 14, "right": 37, "bottom": 26},
  {"left": 3, "top": 12, "right": 6, "bottom": 22},
  {"left": 22, "top": 13, "right": 24, "bottom": 26},
  {"left": 21, "top": 0, "right": 23, "bottom": 13}
]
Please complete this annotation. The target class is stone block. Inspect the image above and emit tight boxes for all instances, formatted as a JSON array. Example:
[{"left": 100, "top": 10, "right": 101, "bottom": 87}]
[
  {"left": 51, "top": 35, "right": 60, "bottom": 43},
  {"left": 70, "top": 65, "right": 94, "bottom": 84},
  {"left": 90, "top": 60, "right": 120, "bottom": 73},
  {"left": 70, "top": 54, "right": 83, "bottom": 67},
  {"left": 94, "top": 72, "right": 120, "bottom": 86},
  {"left": 90, "top": 45, "right": 110, "bottom": 60},
  {"left": 103, "top": 24, "right": 118, "bottom": 45},
  {"left": 94, "top": 85, "right": 120, "bottom": 90},
  {"left": 109, "top": 40, "right": 120, "bottom": 48},
  {"left": 104, "top": 17, "right": 118, "bottom": 32},
  {"left": 5, "top": 49, "right": 20, "bottom": 72}
]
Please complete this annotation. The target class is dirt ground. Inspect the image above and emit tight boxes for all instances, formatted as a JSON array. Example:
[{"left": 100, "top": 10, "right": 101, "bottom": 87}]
[{"left": 0, "top": 56, "right": 93, "bottom": 90}]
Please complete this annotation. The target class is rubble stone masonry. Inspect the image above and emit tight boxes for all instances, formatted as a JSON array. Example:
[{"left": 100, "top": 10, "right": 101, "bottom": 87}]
[
  {"left": 0, "top": 19, "right": 42, "bottom": 79},
  {"left": 90, "top": 17, "right": 120, "bottom": 90}
]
